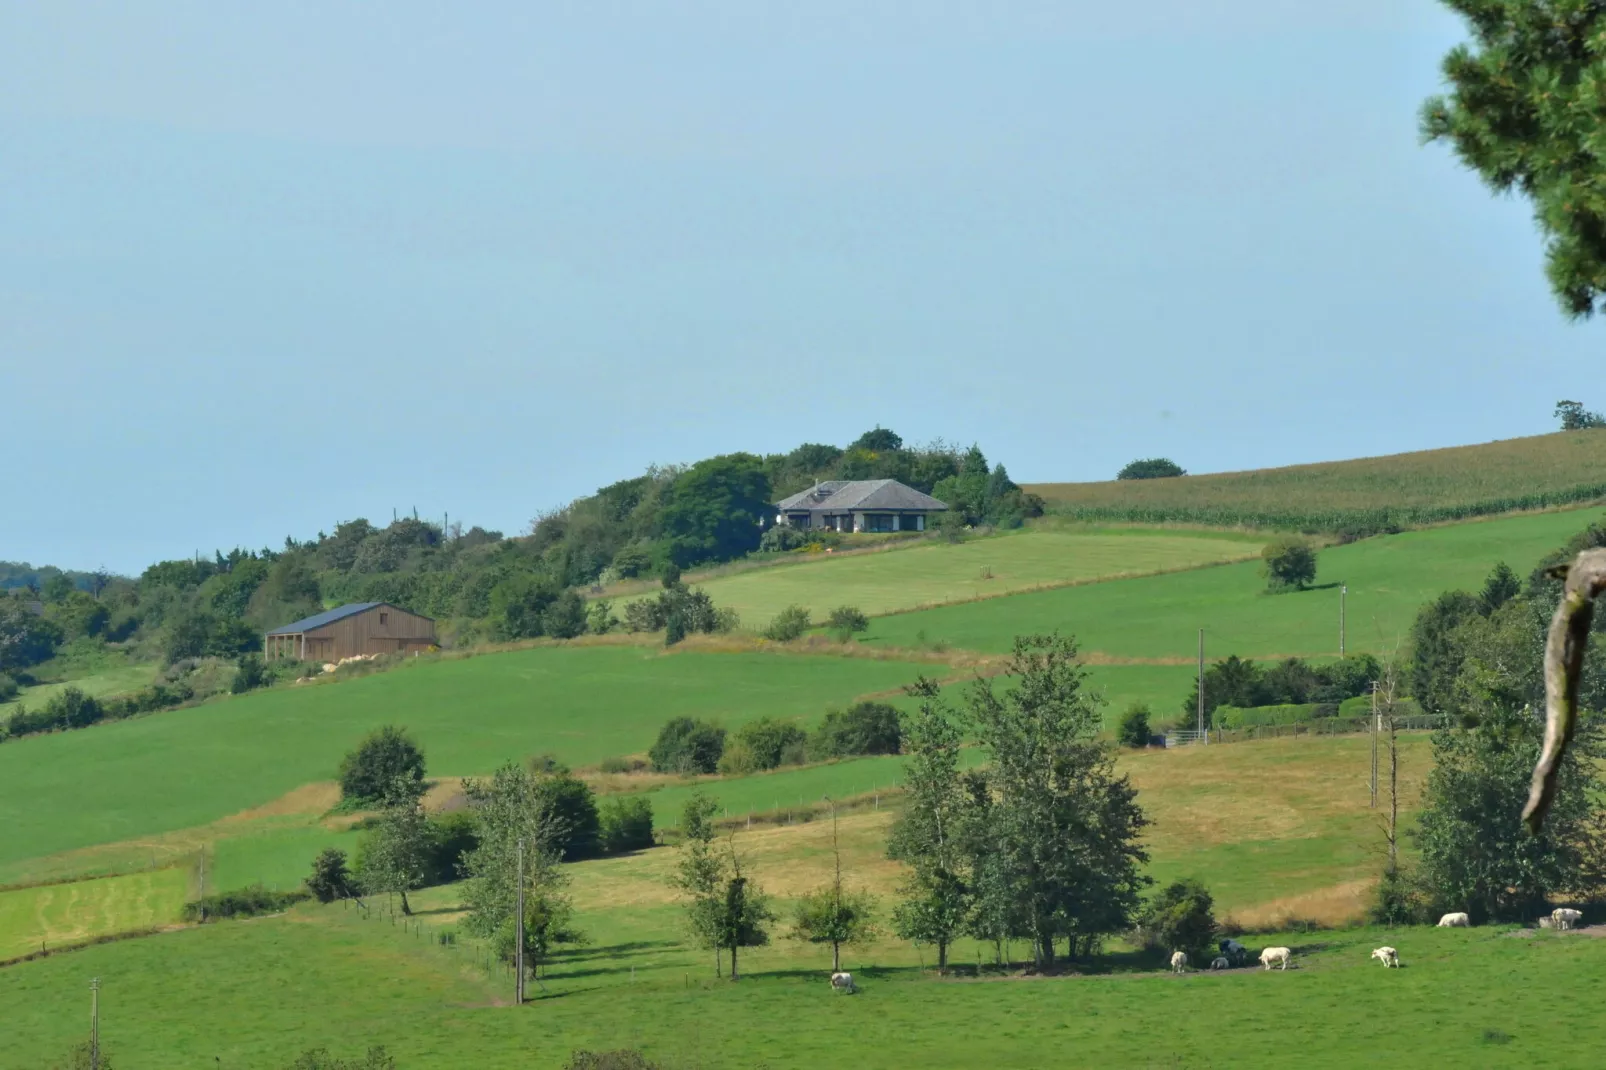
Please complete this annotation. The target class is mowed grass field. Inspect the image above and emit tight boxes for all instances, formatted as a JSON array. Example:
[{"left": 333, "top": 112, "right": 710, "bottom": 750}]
[
  {"left": 0, "top": 868, "right": 189, "bottom": 961},
  {"left": 0, "top": 647, "right": 932, "bottom": 877},
  {"left": 636, "top": 527, "right": 1262, "bottom": 625},
  {"left": 865, "top": 508, "right": 1601, "bottom": 657},
  {"left": 1029, "top": 428, "right": 1606, "bottom": 528}
]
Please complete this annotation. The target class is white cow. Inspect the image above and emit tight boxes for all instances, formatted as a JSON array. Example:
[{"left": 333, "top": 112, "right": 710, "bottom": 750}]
[
  {"left": 1210, "top": 956, "right": 1231, "bottom": 970},
  {"left": 1170, "top": 951, "right": 1188, "bottom": 974},
  {"left": 1370, "top": 946, "right": 1399, "bottom": 968},
  {"left": 1259, "top": 946, "right": 1292, "bottom": 971},
  {"left": 1219, "top": 938, "right": 1248, "bottom": 965},
  {"left": 1553, "top": 908, "right": 1584, "bottom": 931},
  {"left": 1437, "top": 912, "right": 1470, "bottom": 928},
  {"left": 830, "top": 971, "right": 856, "bottom": 993}
]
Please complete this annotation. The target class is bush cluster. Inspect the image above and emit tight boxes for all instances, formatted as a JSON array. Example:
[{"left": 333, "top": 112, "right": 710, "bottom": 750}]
[
  {"left": 761, "top": 605, "right": 811, "bottom": 642},
  {"left": 0, "top": 681, "right": 198, "bottom": 742},
  {"left": 1137, "top": 879, "right": 1217, "bottom": 962},
  {"left": 718, "top": 718, "right": 809, "bottom": 775},
  {"left": 648, "top": 717, "right": 727, "bottom": 774},
  {"left": 184, "top": 885, "right": 310, "bottom": 922},
  {"left": 810, "top": 701, "right": 902, "bottom": 760},
  {"left": 1181, "top": 654, "right": 1381, "bottom": 727},
  {"left": 599, "top": 796, "right": 655, "bottom": 854}
]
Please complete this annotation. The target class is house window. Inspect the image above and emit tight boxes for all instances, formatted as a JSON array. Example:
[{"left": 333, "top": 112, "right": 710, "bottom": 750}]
[
  {"left": 914, "top": 515, "right": 926, "bottom": 531},
  {"left": 379, "top": 612, "right": 389, "bottom": 625},
  {"left": 865, "top": 514, "right": 896, "bottom": 533}
]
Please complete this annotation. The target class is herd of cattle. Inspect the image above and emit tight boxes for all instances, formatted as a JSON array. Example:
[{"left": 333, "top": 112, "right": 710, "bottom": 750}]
[{"left": 1163, "top": 908, "right": 1589, "bottom": 976}]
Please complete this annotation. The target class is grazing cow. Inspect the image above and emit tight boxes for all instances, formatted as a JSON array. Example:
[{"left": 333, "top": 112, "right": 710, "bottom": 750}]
[
  {"left": 1210, "top": 956, "right": 1231, "bottom": 970},
  {"left": 1170, "top": 951, "right": 1188, "bottom": 974},
  {"left": 1370, "top": 946, "right": 1399, "bottom": 968},
  {"left": 1553, "top": 908, "right": 1584, "bottom": 931},
  {"left": 1259, "top": 947, "right": 1292, "bottom": 971},
  {"left": 830, "top": 971, "right": 856, "bottom": 993},
  {"left": 1219, "top": 938, "right": 1248, "bottom": 965},
  {"left": 1437, "top": 912, "right": 1470, "bottom": 928}
]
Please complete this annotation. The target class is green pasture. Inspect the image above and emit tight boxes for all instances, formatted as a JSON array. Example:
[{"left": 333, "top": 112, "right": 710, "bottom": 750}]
[
  {"left": 5, "top": 896, "right": 1603, "bottom": 1068},
  {"left": 648, "top": 528, "right": 1261, "bottom": 626},
  {"left": 865, "top": 508, "right": 1601, "bottom": 658},
  {"left": 0, "top": 868, "right": 189, "bottom": 962},
  {"left": 1030, "top": 428, "right": 1606, "bottom": 530},
  {"left": 0, "top": 646, "right": 930, "bottom": 878},
  {"left": 1, "top": 660, "right": 156, "bottom": 714}
]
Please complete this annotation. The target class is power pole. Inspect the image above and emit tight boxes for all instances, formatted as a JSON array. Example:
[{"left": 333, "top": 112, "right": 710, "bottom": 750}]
[
  {"left": 1340, "top": 584, "right": 1348, "bottom": 657},
  {"left": 514, "top": 839, "right": 525, "bottom": 1006},
  {"left": 89, "top": 977, "right": 100, "bottom": 1070},
  {"left": 1197, "top": 629, "right": 1206, "bottom": 743}
]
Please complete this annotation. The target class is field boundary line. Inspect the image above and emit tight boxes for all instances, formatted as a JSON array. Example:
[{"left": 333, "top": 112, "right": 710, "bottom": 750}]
[{"left": 0, "top": 860, "right": 192, "bottom": 896}]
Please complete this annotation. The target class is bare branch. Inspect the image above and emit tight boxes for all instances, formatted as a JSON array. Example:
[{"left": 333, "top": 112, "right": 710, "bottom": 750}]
[{"left": 1525, "top": 548, "right": 1606, "bottom": 833}]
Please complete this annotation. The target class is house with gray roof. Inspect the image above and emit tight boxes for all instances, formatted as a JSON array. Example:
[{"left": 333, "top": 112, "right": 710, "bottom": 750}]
[{"left": 775, "top": 479, "right": 948, "bottom": 534}]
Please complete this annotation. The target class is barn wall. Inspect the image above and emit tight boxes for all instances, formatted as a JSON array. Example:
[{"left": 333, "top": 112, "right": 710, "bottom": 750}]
[{"left": 304, "top": 604, "right": 437, "bottom": 660}]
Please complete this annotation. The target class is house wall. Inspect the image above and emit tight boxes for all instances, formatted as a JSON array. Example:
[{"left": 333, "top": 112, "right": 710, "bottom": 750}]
[{"left": 301, "top": 605, "right": 436, "bottom": 662}]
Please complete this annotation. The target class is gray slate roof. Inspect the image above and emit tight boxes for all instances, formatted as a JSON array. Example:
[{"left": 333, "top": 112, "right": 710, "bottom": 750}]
[
  {"left": 267, "top": 602, "right": 384, "bottom": 635},
  {"left": 775, "top": 479, "right": 948, "bottom": 514}
]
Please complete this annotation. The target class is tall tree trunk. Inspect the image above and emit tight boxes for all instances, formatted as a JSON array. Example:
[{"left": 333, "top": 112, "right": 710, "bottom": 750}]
[
  {"left": 832, "top": 941, "right": 841, "bottom": 973},
  {"left": 399, "top": 890, "right": 411, "bottom": 916},
  {"left": 937, "top": 939, "right": 948, "bottom": 975},
  {"left": 730, "top": 942, "right": 739, "bottom": 981}
]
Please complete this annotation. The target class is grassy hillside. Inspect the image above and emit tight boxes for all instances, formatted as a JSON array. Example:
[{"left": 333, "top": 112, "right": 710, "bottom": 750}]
[
  {"left": 8, "top": 864, "right": 1604, "bottom": 1067},
  {"left": 1029, "top": 429, "right": 1606, "bottom": 531},
  {"left": 631, "top": 528, "right": 1262, "bottom": 626},
  {"left": 864, "top": 508, "right": 1600, "bottom": 658},
  {"left": 0, "top": 646, "right": 932, "bottom": 875}
]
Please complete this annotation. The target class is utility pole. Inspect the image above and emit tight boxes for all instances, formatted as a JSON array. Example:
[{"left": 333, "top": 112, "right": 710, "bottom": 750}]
[
  {"left": 1340, "top": 585, "right": 1348, "bottom": 657},
  {"left": 514, "top": 839, "right": 525, "bottom": 1006},
  {"left": 1197, "top": 629, "right": 1206, "bottom": 743},
  {"left": 89, "top": 977, "right": 100, "bottom": 1070}
]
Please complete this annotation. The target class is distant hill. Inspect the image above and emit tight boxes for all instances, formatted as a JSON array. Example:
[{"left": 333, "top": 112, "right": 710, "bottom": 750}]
[{"left": 1028, "top": 430, "right": 1606, "bottom": 534}]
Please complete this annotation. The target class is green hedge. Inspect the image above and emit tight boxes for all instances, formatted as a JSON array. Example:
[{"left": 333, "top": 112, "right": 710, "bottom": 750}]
[{"left": 1214, "top": 703, "right": 1330, "bottom": 729}]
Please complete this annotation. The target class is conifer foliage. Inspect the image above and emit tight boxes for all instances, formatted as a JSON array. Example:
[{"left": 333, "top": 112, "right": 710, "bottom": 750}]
[{"left": 1423, "top": 2, "right": 1606, "bottom": 316}]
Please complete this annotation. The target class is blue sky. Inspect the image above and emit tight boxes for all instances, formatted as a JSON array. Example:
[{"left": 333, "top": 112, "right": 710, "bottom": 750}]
[{"left": 1, "top": 2, "right": 1593, "bottom": 573}]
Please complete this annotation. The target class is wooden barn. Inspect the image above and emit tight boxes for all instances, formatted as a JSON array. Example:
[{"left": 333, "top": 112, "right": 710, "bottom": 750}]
[{"left": 264, "top": 602, "right": 436, "bottom": 663}]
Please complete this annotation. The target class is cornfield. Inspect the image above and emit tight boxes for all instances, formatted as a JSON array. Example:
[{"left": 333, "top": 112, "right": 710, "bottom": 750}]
[{"left": 1028, "top": 430, "right": 1606, "bottom": 533}]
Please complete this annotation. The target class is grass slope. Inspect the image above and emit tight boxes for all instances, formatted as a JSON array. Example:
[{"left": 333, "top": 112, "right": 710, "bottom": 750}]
[
  {"left": 0, "top": 646, "right": 929, "bottom": 877},
  {"left": 6, "top": 897, "right": 1602, "bottom": 1068},
  {"left": 865, "top": 508, "right": 1600, "bottom": 657},
  {"left": 1029, "top": 429, "right": 1606, "bottom": 530},
  {"left": 649, "top": 528, "right": 1260, "bottom": 625}
]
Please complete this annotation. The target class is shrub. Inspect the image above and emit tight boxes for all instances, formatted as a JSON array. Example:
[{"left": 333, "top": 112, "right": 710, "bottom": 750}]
[
  {"left": 1117, "top": 457, "right": 1186, "bottom": 480},
  {"left": 1262, "top": 537, "right": 1317, "bottom": 590},
  {"left": 50, "top": 1040, "right": 117, "bottom": 1070},
  {"left": 305, "top": 848, "right": 356, "bottom": 903},
  {"left": 762, "top": 605, "right": 812, "bottom": 642},
  {"left": 564, "top": 1052, "right": 663, "bottom": 1070},
  {"left": 716, "top": 738, "right": 761, "bottom": 775},
  {"left": 826, "top": 605, "right": 869, "bottom": 638},
  {"left": 425, "top": 810, "right": 480, "bottom": 882},
  {"left": 810, "top": 701, "right": 902, "bottom": 760},
  {"left": 726, "top": 717, "right": 808, "bottom": 771},
  {"left": 648, "top": 717, "right": 726, "bottom": 774},
  {"left": 1139, "top": 879, "right": 1217, "bottom": 961},
  {"left": 337, "top": 726, "right": 426, "bottom": 805},
  {"left": 1116, "top": 704, "right": 1152, "bottom": 748},
  {"left": 598, "top": 755, "right": 646, "bottom": 774},
  {"left": 47, "top": 687, "right": 104, "bottom": 730},
  {"left": 285, "top": 1047, "right": 397, "bottom": 1070},
  {"left": 231, "top": 653, "right": 269, "bottom": 694},
  {"left": 758, "top": 524, "right": 812, "bottom": 553},
  {"left": 0, "top": 673, "right": 16, "bottom": 704},
  {"left": 184, "top": 885, "right": 309, "bottom": 922},
  {"left": 1368, "top": 865, "right": 1429, "bottom": 927},
  {"left": 542, "top": 590, "right": 588, "bottom": 639},
  {"left": 599, "top": 795, "right": 654, "bottom": 854},
  {"left": 535, "top": 770, "right": 602, "bottom": 860}
]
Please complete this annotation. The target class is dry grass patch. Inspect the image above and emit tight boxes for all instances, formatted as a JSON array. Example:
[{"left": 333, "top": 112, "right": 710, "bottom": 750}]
[{"left": 1229, "top": 878, "right": 1376, "bottom": 930}]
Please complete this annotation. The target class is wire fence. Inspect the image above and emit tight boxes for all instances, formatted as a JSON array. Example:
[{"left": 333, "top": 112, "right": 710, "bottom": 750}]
[{"left": 1167, "top": 714, "right": 1440, "bottom": 747}]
